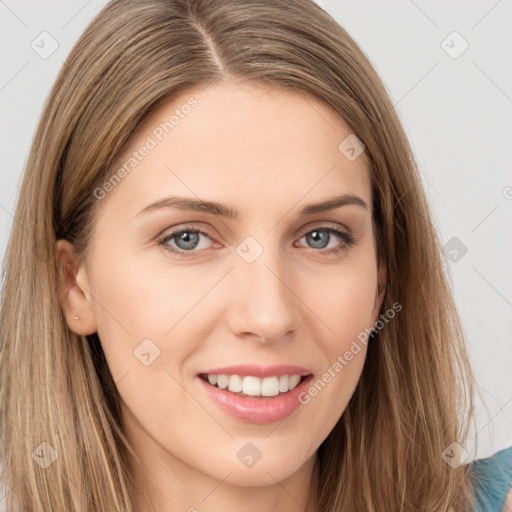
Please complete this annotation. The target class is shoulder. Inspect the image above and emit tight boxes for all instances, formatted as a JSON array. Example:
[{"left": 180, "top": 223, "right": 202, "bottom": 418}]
[{"left": 468, "top": 445, "right": 512, "bottom": 512}]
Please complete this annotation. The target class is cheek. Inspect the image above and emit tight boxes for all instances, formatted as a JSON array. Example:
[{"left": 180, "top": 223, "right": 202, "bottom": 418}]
[
  {"left": 86, "top": 253, "right": 171, "bottom": 378},
  {"left": 311, "top": 255, "right": 378, "bottom": 347},
  {"left": 295, "top": 264, "right": 376, "bottom": 439},
  {"left": 87, "top": 253, "right": 206, "bottom": 431},
  {"left": 299, "top": 251, "right": 377, "bottom": 407},
  {"left": 87, "top": 249, "right": 226, "bottom": 381}
]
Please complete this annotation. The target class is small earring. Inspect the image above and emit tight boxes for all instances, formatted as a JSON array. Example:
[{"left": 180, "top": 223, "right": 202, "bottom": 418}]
[{"left": 73, "top": 315, "right": 80, "bottom": 320}]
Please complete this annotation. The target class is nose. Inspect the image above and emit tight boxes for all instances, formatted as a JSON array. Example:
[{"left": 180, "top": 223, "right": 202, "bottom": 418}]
[{"left": 227, "top": 245, "right": 298, "bottom": 344}]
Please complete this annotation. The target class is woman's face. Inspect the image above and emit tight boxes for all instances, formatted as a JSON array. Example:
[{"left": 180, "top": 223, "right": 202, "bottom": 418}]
[{"left": 60, "top": 80, "right": 384, "bottom": 496}]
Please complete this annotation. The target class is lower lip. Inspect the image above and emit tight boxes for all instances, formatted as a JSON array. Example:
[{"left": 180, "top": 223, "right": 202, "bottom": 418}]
[{"left": 197, "top": 375, "right": 313, "bottom": 424}]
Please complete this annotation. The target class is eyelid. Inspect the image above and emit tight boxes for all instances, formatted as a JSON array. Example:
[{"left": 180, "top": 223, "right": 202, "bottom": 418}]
[
  {"left": 157, "top": 221, "right": 349, "bottom": 241},
  {"left": 296, "top": 221, "right": 351, "bottom": 238},
  {"left": 295, "top": 224, "right": 355, "bottom": 250},
  {"left": 156, "top": 222, "right": 215, "bottom": 240},
  {"left": 156, "top": 221, "right": 354, "bottom": 255}
]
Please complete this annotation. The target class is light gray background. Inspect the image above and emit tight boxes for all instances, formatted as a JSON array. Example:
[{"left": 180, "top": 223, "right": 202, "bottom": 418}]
[{"left": 0, "top": 0, "right": 511, "bottom": 461}]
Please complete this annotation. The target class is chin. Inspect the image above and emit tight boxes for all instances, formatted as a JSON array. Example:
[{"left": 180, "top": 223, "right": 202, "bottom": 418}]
[{"left": 220, "top": 461, "right": 304, "bottom": 487}]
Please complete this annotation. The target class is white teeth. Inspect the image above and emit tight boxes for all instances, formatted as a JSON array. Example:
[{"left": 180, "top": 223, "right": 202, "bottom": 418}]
[
  {"left": 228, "top": 374, "right": 243, "bottom": 393},
  {"left": 289, "top": 374, "right": 301, "bottom": 389},
  {"left": 204, "top": 373, "right": 306, "bottom": 396},
  {"left": 242, "top": 376, "right": 261, "bottom": 396},
  {"left": 217, "top": 374, "right": 229, "bottom": 389},
  {"left": 279, "top": 375, "right": 289, "bottom": 393},
  {"left": 261, "top": 376, "right": 279, "bottom": 396}
]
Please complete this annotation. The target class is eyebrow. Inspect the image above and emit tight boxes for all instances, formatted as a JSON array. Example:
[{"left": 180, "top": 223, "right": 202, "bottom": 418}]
[{"left": 135, "top": 193, "right": 369, "bottom": 219}]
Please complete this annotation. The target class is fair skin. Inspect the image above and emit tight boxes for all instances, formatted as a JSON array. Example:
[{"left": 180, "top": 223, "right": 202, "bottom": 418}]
[
  {"left": 505, "top": 489, "right": 512, "bottom": 512},
  {"left": 58, "top": 80, "right": 385, "bottom": 512}
]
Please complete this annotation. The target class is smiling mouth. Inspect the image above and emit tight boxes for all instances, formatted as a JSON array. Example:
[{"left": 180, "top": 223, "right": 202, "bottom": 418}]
[{"left": 198, "top": 373, "right": 311, "bottom": 398}]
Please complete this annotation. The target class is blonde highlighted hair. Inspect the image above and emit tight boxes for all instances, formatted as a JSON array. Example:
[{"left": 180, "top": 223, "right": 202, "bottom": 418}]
[{"left": 0, "top": 0, "right": 476, "bottom": 510}]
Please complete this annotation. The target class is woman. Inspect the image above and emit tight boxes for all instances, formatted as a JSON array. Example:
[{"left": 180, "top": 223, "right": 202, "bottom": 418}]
[{"left": 0, "top": 0, "right": 510, "bottom": 510}]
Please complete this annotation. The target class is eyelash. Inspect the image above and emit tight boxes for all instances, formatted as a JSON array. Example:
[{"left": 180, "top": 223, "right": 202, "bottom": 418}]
[{"left": 156, "top": 223, "right": 355, "bottom": 258}]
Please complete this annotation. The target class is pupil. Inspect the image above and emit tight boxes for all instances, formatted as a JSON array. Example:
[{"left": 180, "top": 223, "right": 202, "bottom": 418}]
[
  {"left": 176, "top": 231, "right": 199, "bottom": 250},
  {"left": 308, "top": 230, "right": 328, "bottom": 249}
]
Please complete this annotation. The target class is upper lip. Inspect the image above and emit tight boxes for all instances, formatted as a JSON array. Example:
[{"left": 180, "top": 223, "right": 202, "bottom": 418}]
[{"left": 198, "top": 364, "right": 312, "bottom": 378}]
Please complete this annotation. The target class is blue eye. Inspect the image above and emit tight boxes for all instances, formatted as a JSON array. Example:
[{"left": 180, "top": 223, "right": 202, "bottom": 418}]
[
  {"left": 298, "top": 227, "right": 354, "bottom": 253},
  {"left": 157, "top": 226, "right": 212, "bottom": 256},
  {"left": 157, "top": 225, "right": 354, "bottom": 258}
]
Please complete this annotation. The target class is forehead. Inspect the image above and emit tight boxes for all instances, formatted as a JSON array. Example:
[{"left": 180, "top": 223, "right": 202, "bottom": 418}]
[{"left": 100, "top": 80, "right": 371, "bottom": 220}]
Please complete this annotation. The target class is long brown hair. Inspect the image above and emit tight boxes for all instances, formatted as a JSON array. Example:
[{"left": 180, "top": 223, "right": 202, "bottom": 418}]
[{"left": 0, "top": 0, "right": 476, "bottom": 510}]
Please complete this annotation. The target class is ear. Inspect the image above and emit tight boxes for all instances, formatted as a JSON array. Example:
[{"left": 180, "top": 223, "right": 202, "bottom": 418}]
[
  {"left": 371, "top": 264, "right": 387, "bottom": 324},
  {"left": 56, "top": 239, "right": 97, "bottom": 336}
]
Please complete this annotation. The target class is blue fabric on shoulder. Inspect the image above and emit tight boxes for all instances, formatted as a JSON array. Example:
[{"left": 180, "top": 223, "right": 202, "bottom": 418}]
[{"left": 470, "top": 445, "right": 512, "bottom": 512}]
